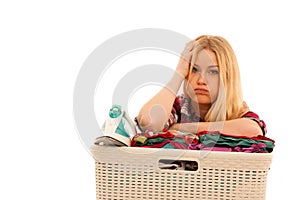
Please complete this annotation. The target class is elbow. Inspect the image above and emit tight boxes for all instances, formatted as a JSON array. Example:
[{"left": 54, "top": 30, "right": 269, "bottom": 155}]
[
  {"left": 244, "top": 119, "right": 263, "bottom": 137},
  {"left": 252, "top": 126, "right": 263, "bottom": 137},
  {"left": 136, "top": 115, "right": 165, "bottom": 132},
  {"left": 224, "top": 118, "right": 263, "bottom": 137}
]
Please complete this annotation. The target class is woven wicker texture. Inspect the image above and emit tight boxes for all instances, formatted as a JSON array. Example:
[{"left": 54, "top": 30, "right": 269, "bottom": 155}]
[{"left": 91, "top": 146, "right": 272, "bottom": 200}]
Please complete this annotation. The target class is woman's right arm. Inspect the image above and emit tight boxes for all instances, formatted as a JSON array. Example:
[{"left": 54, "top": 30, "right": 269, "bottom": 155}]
[
  {"left": 136, "top": 73, "right": 184, "bottom": 132},
  {"left": 136, "top": 41, "right": 195, "bottom": 132}
]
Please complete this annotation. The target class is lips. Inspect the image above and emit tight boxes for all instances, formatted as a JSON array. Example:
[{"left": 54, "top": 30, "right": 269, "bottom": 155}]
[{"left": 194, "top": 88, "right": 209, "bottom": 94}]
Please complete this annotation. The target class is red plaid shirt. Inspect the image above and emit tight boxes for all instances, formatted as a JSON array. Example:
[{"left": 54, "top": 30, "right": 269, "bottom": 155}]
[{"left": 163, "top": 94, "right": 267, "bottom": 135}]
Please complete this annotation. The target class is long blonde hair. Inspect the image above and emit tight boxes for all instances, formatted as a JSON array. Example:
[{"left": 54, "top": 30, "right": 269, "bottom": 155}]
[{"left": 184, "top": 35, "right": 248, "bottom": 121}]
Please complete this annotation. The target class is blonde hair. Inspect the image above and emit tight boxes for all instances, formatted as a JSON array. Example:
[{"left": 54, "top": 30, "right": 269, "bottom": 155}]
[{"left": 184, "top": 35, "right": 249, "bottom": 121}]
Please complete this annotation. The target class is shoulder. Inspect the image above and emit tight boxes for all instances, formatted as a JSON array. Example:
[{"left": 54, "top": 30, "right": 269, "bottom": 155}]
[
  {"left": 173, "top": 94, "right": 191, "bottom": 110},
  {"left": 173, "top": 94, "right": 184, "bottom": 107},
  {"left": 175, "top": 93, "right": 190, "bottom": 105},
  {"left": 241, "top": 111, "right": 260, "bottom": 119}
]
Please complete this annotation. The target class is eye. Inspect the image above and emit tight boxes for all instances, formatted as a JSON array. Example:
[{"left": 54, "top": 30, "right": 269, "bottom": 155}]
[
  {"left": 192, "top": 67, "right": 198, "bottom": 72},
  {"left": 208, "top": 69, "right": 219, "bottom": 75}
]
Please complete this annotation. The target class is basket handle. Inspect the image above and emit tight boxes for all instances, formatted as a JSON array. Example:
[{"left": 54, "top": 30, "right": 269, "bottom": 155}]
[{"left": 158, "top": 159, "right": 199, "bottom": 171}]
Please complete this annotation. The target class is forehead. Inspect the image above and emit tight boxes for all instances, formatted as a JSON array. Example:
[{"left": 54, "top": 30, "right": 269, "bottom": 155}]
[{"left": 194, "top": 49, "right": 218, "bottom": 67}]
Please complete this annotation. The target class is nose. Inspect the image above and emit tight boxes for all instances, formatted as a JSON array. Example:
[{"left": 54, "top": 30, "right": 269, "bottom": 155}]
[{"left": 196, "top": 72, "right": 207, "bottom": 84}]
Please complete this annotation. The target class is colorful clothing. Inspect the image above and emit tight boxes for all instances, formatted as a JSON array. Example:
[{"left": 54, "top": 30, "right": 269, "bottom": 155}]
[
  {"left": 131, "top": 130, "right": 275, "bottom": 153},
  {"left": 196, "top": 131, "right": 274, "bottom": 152},
  {"left": 131, "top": 131, "right": 197, "bottom": 149},
  {"left": 162, "top": 94, "right": 267, "bottom": 135}
]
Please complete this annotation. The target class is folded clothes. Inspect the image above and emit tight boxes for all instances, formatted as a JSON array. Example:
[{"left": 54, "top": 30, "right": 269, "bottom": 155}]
[
  {"left": 188, "top": 143, "right": 233, "bottom": 152},
  {"left": 233, "top": 143, "right": 267, "bottom": 153},
  {"left": 189, "top": 142, "right": 268, "bottom": 153},
  {"left": 131, "top": 130, "right": 197, "bottom": 149},
  {"left": 131, "top": 130, "right": 275, "bottom": 153},
  {"left": 197, "top": 131, "right": 275, "bottom": 152}
]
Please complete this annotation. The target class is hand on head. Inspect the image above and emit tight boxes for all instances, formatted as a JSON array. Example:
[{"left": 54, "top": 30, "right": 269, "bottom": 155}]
[{"left": 176, "top": 40, "right": 196, "bottom": 79}]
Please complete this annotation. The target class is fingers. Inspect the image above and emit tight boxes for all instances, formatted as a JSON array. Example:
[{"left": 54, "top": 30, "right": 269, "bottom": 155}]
[
  {"left": 185, "top": 40, "right": 196, "bottom": 51},
  {"left": 175, "top": 40, "right": 197, "bottom": 78},
  {"left": 183, "top": 40, "right": 196, "bottom": 54},
  {"left": 181, "top": 40, "right": 196, "bottom": 61}
]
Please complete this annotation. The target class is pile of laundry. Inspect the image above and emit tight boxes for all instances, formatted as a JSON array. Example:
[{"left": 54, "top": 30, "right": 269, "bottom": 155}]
[{"left": 131, "top": 130, "right": 275, "bottom": 153}]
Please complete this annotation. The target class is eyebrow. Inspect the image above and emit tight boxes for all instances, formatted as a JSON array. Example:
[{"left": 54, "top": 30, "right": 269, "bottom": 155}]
[{"left": 194, "top": 64, "right": 219, "bottom": 68}]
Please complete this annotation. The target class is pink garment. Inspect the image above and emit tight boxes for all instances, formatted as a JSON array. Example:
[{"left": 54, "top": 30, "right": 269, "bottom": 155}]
[
  {"left": 188, "top": 142, "right": 267, "bottom": 153},
  {"left": 188, "top": 143, "right": 232, "bottom": 152},
  {"left": 233, "top": 143, "right": 267, "bottom": 153}
]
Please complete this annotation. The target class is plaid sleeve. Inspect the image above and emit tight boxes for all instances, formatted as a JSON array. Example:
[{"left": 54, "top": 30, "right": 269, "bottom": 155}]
[
  {"left": 163, "top": 97, "right": 181, "bottom": 131},
  {"left": 241, "top": 111, "right": 267, "bottom": 135}
]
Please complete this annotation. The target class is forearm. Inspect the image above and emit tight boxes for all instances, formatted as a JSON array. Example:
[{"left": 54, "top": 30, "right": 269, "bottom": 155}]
[
  {"left": 137, "top": 72, "right": 184, "bottom": 132},
  {"left": 171, "top": 118, "right": 263, "bottom": 137},
  {"left": 137, "top": 41, "right": 193, "bottom": 132}
]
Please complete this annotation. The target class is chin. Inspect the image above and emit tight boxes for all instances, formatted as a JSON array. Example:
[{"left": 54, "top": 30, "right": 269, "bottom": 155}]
[{"left": 191, "top": 96, "right": 211, "bottom": 105}]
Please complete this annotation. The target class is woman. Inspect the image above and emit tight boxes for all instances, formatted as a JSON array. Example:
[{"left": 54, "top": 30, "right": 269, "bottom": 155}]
[{"left": 135, "top": 35, "right": 266, "bottom": 137}]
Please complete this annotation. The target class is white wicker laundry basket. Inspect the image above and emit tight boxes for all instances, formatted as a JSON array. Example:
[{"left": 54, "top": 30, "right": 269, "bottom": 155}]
[{"left": 91, "top": 145, "right": 273, "bottom": 200}]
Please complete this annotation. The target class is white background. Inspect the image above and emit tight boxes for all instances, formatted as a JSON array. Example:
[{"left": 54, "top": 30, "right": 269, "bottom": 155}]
[{"left": 1, "top": 0, "right": 299, "bottom": 199}]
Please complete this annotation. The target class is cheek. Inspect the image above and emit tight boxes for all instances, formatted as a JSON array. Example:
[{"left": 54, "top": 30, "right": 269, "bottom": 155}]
[
  {"left": 208, "top": 80, "right": 220, "bottom": 99},
  {"left": 187, "top": 76, "right": 197, "bottom": 86},
  {"left": 184, "top": 79, "right": 196, "bottom": 96}
]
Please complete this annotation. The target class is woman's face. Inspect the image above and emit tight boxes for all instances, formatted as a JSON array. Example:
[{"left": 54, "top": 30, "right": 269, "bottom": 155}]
[{"left": 186, "top": 49, "right": 220, "bottom": 106}]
